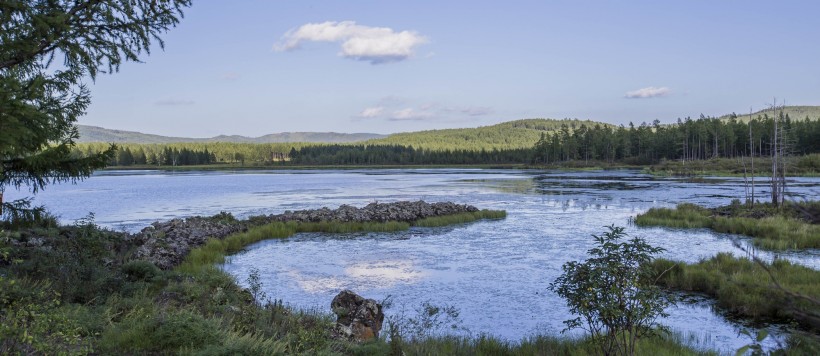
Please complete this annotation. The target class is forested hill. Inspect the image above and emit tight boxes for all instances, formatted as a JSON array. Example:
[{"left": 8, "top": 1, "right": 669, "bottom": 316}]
[
  {"left": 368, "top": 118, "right": 614, "bottom": 151},
  {"left": 718, "top": 105, "right": 820, "bottom": 122},
  {"left": 77, "top": 125, "right": 386, "bottom": 144}
]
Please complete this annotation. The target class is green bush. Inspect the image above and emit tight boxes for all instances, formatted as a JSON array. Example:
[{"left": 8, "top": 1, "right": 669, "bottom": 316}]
[
  {"left": 121, "top": 260, "right": 162, "bottom": 281},
  {"left": 550, "top": 225, "right": 673, "bottom": 356}
]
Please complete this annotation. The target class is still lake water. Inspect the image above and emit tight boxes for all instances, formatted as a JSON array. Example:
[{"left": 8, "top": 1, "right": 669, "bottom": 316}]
[{"left": 8, "top": 169, "right": 819, "bottom": 352}]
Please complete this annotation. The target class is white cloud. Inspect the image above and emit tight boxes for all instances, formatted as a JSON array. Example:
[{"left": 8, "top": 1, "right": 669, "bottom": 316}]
[
  {"left": 359, "top": 106, "right": 384, "bottom": 118},
  {"left": 625, "top": 86, "right": 671, "bottom": 99},
  {"left": 390, "top": 108, "right": 434, "bottom": 121},
  {"left": 155, "top": 98, "right": 195, "bottom": 106},
  {"left": 274, "top": 21, "right": 428, "bottom": 64}
]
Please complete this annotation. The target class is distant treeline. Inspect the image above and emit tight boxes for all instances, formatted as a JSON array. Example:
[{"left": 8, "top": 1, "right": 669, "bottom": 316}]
[
  {"left": 289, "top": 145, "right": 532, "bottom": 165},
  {"left": 533, "top": 113, "right": 820, "bottom": 165},
  {"left": 78, "top": 113, "right": 820, "bottom": 167}
]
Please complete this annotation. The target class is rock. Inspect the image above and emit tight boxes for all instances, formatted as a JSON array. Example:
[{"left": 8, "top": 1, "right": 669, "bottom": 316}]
[
  {"left": 131, "top": 215, "right": 247, "bottom": 269},
  {"left": 330, "top": 290, "right": 384, "bottom": 342},
  {"left": 131, "top": 201, "right": 481, "bottom": 269}
]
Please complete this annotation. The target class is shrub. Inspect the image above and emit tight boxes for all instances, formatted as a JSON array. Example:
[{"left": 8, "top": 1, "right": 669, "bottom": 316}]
[{"left": 549, "top": 225, "right": 673, "bottom": 356}]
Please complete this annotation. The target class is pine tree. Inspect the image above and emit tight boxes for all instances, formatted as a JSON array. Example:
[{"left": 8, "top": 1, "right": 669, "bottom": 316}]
[{"left": 0, "top": 0, "right": 191, "bottom": 217}]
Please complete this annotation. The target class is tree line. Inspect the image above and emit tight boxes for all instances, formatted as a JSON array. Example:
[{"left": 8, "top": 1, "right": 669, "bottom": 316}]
[
  {"left": 80, "top": 113, "right": 820, "bottom": 167},
  {"left": 533, "top": 113, "right": 820, "bottom": 165}
]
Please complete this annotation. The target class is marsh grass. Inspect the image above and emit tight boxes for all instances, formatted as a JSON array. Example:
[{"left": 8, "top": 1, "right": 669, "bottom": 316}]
[
  {"left": 635, "top": 203, "right": 820, "bottom": 250},
  {"left": 413, "top": 210, "right": 507, "bottom": 227},
  {"left": 646, "top": 154, "right": 820, "bottom": 177},
  {"left": 348, "top": 333, "right": 716, "bottom": 356},
  {"left": 652, "top": 253, "right": 820, "bottom": 328}
]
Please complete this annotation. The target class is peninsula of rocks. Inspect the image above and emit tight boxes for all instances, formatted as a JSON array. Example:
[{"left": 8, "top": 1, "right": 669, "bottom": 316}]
[{"left": 132, "top": 201, "right": 482, "bottom": 269}]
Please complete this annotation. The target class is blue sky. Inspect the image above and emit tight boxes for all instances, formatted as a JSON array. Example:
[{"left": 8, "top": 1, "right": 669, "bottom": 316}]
[{"left": 81, "top": 1, "right": 820, "bottom": 136}]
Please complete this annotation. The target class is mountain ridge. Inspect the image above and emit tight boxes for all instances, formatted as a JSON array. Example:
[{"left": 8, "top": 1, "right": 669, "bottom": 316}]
[
  {"left": 77, "top": 125, "right": 386, "bottom": 144},
  {"left": 78, "top": 105, "right": 819, "bottom": 146}
]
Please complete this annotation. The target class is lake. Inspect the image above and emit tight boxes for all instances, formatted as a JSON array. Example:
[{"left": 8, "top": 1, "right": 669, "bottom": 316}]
[{"left": 7, "top": 168, "right": 819, "bottom": 352}]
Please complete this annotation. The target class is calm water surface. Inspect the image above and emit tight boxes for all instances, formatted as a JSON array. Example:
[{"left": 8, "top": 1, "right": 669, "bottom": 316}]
[{"left": 8, "top": 169, "right": 819, "bottom": 352}]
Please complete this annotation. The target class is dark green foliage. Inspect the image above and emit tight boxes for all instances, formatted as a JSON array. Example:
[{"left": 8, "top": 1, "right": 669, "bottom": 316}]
[
  {"left": 290, "top": 144, "right": 534, "bottom": 165},
  {"left": 0, "top": 0, "right": 191, "bottom": 216},
  {"left": 533, "top": 115, "right": 820, "bottom": 167},
  {"left": 0, "top": 197, "right": 58, "bottom": 229},
  {"left": 121, "top": 260, "right": 162, "bottom": 282},
  {"left": 75, "top": 113, "right": 820, "bottom": 169},
  {"left": 550, "top": 226, "right": 673, "bottom": 356}
]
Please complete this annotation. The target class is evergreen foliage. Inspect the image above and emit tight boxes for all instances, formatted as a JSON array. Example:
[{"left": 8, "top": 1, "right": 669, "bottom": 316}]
[
  {"left": 74, "top": 114, "right": 820, "bottom": 169},
  {"left": 532, "top": 114, "right": 820, "bottom": 165},
  {"left": 0, "top": 0, "right": 191, "bottom": 216}
]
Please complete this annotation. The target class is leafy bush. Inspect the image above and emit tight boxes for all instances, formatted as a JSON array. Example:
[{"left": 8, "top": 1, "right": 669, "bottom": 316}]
[
  {"left": 121, "top": 260, "right": 162, "bottom": 282},
  {"left": 550, "top": 225, "right": 673, "bottom": 356}
]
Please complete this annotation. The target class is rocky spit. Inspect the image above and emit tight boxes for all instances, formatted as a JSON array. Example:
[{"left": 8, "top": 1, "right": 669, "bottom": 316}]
[{"left": 131, "top": 201, "right": 481, "bottom": 270}]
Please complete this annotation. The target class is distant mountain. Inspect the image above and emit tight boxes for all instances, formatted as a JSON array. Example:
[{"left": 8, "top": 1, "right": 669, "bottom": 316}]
[
  {"left": 366, "top": 118, "right": 614, "bottom": 151},
  {"left": 77, "top": 125, "right": 386, "bottom": 144}
]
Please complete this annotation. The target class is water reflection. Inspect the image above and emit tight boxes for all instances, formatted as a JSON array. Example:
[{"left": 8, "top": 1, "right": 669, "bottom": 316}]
[{"left": 6, "top": 168, "right": 818, "bottom": 352}]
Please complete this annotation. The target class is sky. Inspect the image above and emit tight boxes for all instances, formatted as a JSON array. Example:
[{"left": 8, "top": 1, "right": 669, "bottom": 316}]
[{"left": 80, "top": 0, "right": 820, "bottom": 137}]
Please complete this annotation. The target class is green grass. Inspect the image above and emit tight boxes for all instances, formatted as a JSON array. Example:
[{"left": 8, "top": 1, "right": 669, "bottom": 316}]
[
  {"left": 413, "top": 210, "right": 507, "bottom": 227},
  {"left": 635, "top": 202, "right": 820, "bottom": 250},
  {"left": 5, "top": 211, "right": 816, "bottom": 354},
  {"left": 652, "top": 253, "right": 820, "bottom": 329},
  {"left": 179, "top": 212, "right": 505, "bottom": 274},
  {"left": 645, "top": 154, "right": 820, "bottom": 177},
  {"left": 353, "top": 333, "right": 717, "bottom": 356}
]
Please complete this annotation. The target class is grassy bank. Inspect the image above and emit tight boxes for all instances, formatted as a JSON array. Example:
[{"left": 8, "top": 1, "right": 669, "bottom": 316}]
[
  {"left": 635, "top": 202, "right": 820, "bottom": 250},
  {"left": 652, "top": 253, "right": 820, "bottom": 333},
  {"left": 645, "top": 154, "right": 820, "bottom": 177}
]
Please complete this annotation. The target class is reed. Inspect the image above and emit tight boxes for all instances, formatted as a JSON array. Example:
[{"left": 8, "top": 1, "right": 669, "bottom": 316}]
[
  {"left": 635, "top": 203, "right": 820, "bottom": 250},
  {"left": 413, "top": 210, "right": 507, "bottom": 227},
  {"left": 652, "top": 253, "right": 820, "bottom": 328}
]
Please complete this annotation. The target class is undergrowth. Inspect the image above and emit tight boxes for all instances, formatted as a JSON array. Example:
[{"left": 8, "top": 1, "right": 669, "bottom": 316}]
[{"left": 635, "top": 202, "right": 820, "bottom": 250}]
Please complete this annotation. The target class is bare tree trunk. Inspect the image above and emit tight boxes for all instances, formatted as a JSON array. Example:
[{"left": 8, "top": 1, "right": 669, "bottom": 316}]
[
  {"left": 771, "top": 98, "right": 779, "bottom": 206},
  {"left": 749, "top": 108, "right": 755, "bottom": 207},
  {"left": 741, "top": 154, "right": 749, "bottom": 203}
]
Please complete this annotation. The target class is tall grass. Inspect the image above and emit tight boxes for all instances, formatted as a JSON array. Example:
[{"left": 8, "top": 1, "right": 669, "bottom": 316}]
[
  {"left": 413, "top": 210, "right": 507, "bottom": 227},
  {"left": 652, "top": 253, "right": 820, "bottom": 328},
  {"left": 635, "top": 203, "right": 820, "bottom": 250},
  {"left": 342, "top": 333, "right": 716, "bottom": 356}
]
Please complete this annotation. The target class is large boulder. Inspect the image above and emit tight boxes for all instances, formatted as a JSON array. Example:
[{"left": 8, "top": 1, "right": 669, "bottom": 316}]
[{"left": 330, "top": 290, "right": 384, "bottom": 342}]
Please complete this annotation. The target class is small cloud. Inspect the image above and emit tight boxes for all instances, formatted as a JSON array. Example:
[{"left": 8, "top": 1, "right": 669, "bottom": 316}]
[
  {"left": 221, "top": 72, "right": 240, "bottom": 81},
  {"left": 274, "top": 21, "right": 428, "bottom": 64},
  {"left": 461, "top": 106, "right": 494, "bottom": 116},
  {"left": 155, "top": 98, "right": 195, "bottom": 106},
  {"left": 625, "top": 86, "right": 671, "bottom": 99},
  {"left": 359, "top": 106, "right": 384, "bottom": 118},
  {"left": 390, "top": 108, "right": 434, "bottom": 121}
]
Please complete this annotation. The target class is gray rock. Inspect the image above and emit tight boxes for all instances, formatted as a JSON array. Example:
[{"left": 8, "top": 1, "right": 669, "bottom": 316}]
[{"left": 330, "top": 290, "right": 384, "bottom": 342}]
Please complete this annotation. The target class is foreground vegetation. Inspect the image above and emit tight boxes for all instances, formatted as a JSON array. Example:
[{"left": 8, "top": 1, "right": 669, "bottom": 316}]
[
  {"left": 0, "top": 212, "right": 728, "bottom": 355},
  {"left": 652, "top": 254, "right": 820, "bottom": 327},
  {"left": 635, "top": 201, "right": 820, "bottom": 250}
]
